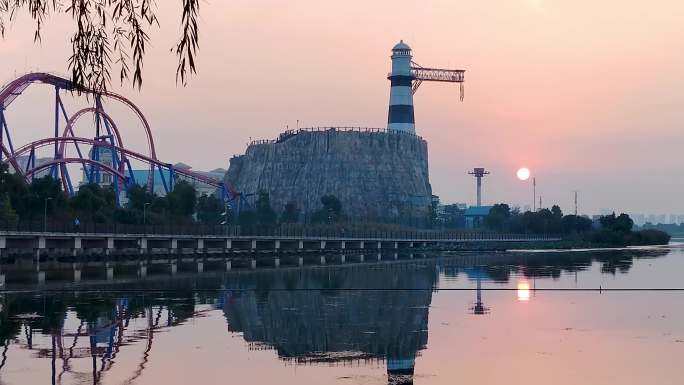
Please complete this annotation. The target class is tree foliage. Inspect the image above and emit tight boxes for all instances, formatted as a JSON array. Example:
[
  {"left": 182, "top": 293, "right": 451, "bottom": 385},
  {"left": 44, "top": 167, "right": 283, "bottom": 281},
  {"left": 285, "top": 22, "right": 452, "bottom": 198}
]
[
  {"left": 599, "top": 212, "right": 634, "bottom": 233},
  {"left": 486, "top": 204, "right": 568, "bottom": 234},
  {"left": 484, "top": 203, "right": 511, "bottom": 231},
  {"left": 254, "top": 190, "right": 277, "bottom": 225},
  {"left": 0, "top": 163, "right": 29, "bottom": 216},
  {"left": 126, "top": 184, "right": 155, "bottom": 212},
  {"left": 280, "top": 202, "right": 300, "bottom": 224},
  {"left": 26, "top": 175, "right": 68, "bottom": 220},
  {"left": 561, "top": 215, "right": 593, "bottom": 234},
  {"left": 70, "top": 183, "right": 116, "bottom": 221},
  {"left": 481, "top": 203, "right": 667, "bottom": 246},
  {"left": 236, "top": 191, "right": 277, "bottom": 227},
  {"left": 0, "top": 193, "right": 18, "bottom": 222},
  {"left": 0, "top": 0, "right": 201, "bottom": 91},
  {"left": 312, "top": 195, "right": 346, "bottom": 224},
  {"left": 0, "top": 165, "right": 212, "bottom": 225},
  {"left": 197, "top": 193, "right": 222, "bottom": 224},
  {"left": 166, "top": 181, "right": 196, "bottom": 218}
]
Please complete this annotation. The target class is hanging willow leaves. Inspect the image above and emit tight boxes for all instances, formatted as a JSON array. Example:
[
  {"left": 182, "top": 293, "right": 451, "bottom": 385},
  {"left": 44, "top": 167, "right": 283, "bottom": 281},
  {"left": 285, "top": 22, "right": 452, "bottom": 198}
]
[{"left": 0, "top": 0, "right": 200, "bottom": 92}]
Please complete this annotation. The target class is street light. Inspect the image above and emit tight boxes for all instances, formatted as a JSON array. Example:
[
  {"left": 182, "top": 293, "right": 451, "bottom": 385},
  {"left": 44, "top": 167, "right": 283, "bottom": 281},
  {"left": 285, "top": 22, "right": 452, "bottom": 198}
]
[
  {"left": 143, "top": 202, "right": 151, "bottom": 225},
  {"left": 43, "top": 197, "right": 52, "bottom": 232},
  {"left": 220, "top": 198, "right": 231, "bottom": 236},
  {"left": 533, "top": 177, "right": 537, "bottom": 211}
]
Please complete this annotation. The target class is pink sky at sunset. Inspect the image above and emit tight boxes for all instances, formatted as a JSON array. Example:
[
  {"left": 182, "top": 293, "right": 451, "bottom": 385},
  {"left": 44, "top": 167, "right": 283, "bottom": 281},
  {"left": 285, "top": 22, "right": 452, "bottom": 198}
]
[{"left": 1, "top": 0, "right": 683, "bottom": 215}]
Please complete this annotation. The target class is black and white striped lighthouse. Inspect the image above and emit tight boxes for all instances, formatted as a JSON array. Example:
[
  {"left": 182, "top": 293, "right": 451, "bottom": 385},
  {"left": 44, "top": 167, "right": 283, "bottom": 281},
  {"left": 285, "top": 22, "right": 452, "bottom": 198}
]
[
  {"left": 387, "top": 40, "right": 415, "bottom": 134},
  {"left": 386, "top": 40, "right": 466, "bottom": 135}
]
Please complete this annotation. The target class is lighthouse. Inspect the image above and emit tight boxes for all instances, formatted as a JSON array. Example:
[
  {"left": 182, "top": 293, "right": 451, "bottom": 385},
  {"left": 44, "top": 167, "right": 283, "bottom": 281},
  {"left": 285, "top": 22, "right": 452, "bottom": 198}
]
[
  {"left": 387, "top": 40, "right": 416, "bottom": 134},
  {"left": 386, "top": 40, "right": 465, "bottom": 135}
]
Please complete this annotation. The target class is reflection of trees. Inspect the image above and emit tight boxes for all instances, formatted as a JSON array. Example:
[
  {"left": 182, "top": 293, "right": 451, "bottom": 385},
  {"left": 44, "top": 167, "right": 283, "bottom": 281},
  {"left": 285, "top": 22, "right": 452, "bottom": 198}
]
[{"left": 441, "top": 249, "right": 669, "bottom": 282}]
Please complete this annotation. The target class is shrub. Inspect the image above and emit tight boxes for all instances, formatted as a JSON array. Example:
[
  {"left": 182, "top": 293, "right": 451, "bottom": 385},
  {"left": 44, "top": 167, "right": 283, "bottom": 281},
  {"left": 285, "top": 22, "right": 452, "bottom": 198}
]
[{"left": 632, "top": 229, "right": 670, "bottom": 245}]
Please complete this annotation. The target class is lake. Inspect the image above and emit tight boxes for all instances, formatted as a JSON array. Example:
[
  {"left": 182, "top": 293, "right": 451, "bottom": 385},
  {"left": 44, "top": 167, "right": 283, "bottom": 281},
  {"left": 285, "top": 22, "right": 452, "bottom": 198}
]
[{"left": 0, "top": 245, "right": 682, "bottom": 384}]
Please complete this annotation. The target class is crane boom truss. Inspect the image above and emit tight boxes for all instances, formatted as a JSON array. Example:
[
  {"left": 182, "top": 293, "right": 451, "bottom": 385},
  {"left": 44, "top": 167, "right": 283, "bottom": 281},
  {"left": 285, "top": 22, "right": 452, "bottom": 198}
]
[{"left": 410, "top": 62, "right": 465, "bottom": 100}]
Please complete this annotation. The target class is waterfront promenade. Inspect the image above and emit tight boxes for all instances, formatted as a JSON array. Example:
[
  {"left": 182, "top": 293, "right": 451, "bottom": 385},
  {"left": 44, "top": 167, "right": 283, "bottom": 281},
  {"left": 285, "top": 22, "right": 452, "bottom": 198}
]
[
  {"left": 0, "top": 223, "right": 559, "bottom": 257},
  {"left": 0, "top": 223, "right": 560, "bottom": 287}
]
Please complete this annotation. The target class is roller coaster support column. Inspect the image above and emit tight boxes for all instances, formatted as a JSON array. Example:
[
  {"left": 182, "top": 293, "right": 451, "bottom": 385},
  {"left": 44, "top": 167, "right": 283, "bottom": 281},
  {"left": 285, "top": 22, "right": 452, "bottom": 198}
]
[
  {"left": 0, "top": 108, "right": 5, "bottom": 162},
  {"left": 73, "top": 263, "right": 82, "bottom": 282},
  {"left": 106, "top": 237, "right": 115, "bottom": 255},
  {"left": 139, "top": 238, "right": 148, "bottom": 254},
  {"left": 72, "top": 237, "right": 82, "bottom": 257},
  {"left": 52, "top": 86, "right": 60, "bottom": 178}
]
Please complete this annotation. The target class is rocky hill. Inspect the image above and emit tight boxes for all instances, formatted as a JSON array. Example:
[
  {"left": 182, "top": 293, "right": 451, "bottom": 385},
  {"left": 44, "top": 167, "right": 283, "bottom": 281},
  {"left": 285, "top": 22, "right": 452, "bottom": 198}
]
[{"left": 225, "top": 128, "right": 432, "bottom": 224}]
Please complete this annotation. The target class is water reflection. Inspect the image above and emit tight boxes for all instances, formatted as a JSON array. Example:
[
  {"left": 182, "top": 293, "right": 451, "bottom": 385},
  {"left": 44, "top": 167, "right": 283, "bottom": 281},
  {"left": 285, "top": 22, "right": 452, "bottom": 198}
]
[
  {"left": 0, "top": 247, "right": 675, "bottom": 385},
  {"left": 220, "top": 265, "right": 436, "bottom": 385},
  {"left": 467, "top": 268, "right": 490, "bottom": 315},
  {"left": 517, "top": 281, "right": 531, "bottom": 301}
]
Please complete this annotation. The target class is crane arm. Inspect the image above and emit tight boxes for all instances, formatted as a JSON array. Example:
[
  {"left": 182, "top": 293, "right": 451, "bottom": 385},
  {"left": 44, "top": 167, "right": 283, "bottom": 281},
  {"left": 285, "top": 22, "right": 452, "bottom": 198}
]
[{"left": 410, "top": 62, "right": 465, "bottom": 100}]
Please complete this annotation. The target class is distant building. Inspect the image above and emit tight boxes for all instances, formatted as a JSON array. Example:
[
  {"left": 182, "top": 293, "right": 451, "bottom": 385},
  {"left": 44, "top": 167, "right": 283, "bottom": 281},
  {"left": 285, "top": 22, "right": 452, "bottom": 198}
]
[
  {"left": 631, "top": 213, "right": 646, "bottom": 226},
  {"left": 600, "top": 208, "right": 614, "bottom": 216},
  {"left": 80, "top": 147, "right": 114, "bottom": 187},
  {"left": 464, "top": 206, "right": 492, "bottom": 229},
  {"left": 129, "top": 168, "right": 173, "bottom": 196},
  {"left": 129, "top": 163, "right": 223, "bottom": 197},
  {"left": 14, "top": 155, "right": 52, "bottom": 179}
]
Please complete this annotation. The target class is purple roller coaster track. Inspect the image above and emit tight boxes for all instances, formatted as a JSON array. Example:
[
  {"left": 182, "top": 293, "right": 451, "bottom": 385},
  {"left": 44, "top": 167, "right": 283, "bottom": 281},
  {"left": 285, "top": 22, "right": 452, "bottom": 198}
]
[{"left": 0, "top": 72, "right": 241, "bottom": 209}]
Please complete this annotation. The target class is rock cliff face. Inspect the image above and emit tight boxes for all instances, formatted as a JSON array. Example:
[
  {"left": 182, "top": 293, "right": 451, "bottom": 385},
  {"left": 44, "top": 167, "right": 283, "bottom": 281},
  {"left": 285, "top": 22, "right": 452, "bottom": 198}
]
[{"left": 225, "top": 129, "right": 432, "bottom": 223}]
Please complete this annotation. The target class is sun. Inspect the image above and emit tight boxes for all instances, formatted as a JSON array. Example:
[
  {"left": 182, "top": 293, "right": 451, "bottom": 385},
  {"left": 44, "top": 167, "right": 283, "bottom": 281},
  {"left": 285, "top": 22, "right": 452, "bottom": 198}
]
[{"left": 516, "top": 167, "right": 531, "bottom": 181}]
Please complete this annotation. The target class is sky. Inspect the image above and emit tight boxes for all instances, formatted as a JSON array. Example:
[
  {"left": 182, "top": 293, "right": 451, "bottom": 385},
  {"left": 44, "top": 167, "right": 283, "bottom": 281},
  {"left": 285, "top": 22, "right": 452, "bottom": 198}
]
[{"left": 1, "top": 0, "right": 683, "bottom": 216}]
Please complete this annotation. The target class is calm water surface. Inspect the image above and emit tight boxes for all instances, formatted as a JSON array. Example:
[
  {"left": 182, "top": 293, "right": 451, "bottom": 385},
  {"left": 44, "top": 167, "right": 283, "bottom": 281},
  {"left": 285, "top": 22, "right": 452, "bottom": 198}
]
[{"left": 1, "top": 246, "right": 683, "bottom": 385}]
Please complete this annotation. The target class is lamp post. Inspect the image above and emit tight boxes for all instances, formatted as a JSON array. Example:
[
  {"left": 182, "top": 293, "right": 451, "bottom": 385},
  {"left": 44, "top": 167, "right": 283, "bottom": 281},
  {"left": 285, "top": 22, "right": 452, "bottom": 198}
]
[
  {"left": 143, "top": 202, "right": 151, "bottom": 225},
  {"left": 533, "top": 177, "right": 536, "bottom": 211},
  {"left": 43, "top": 197, "right": 52, "bottom": 232},
  {"left": 220, "top": 199, "right": 230, "bottom": 235}
]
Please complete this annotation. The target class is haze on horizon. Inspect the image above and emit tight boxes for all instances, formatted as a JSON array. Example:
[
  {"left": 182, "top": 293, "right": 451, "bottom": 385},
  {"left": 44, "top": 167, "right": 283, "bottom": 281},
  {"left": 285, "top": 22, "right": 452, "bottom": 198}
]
[{"left": 1, "top": 0, "right": 682, "bottom": 216}]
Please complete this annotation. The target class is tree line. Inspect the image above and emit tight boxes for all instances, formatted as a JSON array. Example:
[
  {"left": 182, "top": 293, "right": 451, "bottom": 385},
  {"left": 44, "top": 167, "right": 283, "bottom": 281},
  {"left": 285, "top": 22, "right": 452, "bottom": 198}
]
[
  {"left": 484, "top": 203, "right": 669, "bottom": 246},
  {"left": 0, "top": 163, "right": 671, "bottom": 246},
  {"left": 0, "top": 164, "right": 350, "bottom": 227},
  {"left": 0, "top": 164, "right": 219, "bottom": 225},
  {"left": 235, "top": 192, "right": 347, "bottom": 227}
]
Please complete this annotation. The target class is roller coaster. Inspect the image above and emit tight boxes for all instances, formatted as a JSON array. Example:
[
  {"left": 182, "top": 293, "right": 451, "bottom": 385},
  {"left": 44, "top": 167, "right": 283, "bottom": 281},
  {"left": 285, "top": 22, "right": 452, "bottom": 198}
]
[{"left": 0, "top": 72, "right": 242, "bottom": 209}]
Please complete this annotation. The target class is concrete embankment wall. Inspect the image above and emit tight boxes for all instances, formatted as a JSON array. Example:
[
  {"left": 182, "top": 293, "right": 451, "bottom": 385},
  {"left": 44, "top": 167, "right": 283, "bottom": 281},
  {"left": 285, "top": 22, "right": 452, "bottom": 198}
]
[{"left": 226, "top": 130, "right": 432, "bottom": 224}]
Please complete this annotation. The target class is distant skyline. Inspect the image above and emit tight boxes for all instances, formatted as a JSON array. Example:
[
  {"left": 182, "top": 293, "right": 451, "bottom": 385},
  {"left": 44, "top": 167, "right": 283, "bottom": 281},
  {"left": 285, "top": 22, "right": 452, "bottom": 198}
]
[{"left": 1, "top": 0, "right": 683, "bottom": 215}]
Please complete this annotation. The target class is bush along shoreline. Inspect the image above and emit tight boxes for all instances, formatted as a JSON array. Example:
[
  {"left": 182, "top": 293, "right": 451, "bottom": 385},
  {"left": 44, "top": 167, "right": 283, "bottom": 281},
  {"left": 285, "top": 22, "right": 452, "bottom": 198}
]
[{"left": 484, "top": 204, "right": 671, "bottom": 248}]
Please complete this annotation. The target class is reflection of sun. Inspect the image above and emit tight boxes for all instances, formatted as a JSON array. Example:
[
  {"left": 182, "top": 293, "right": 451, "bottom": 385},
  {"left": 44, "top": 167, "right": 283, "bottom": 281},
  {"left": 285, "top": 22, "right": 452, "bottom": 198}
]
[
  {"left": 525, "top": 0, "right": 544, "bottom": 11},
  {"left": 517, "top": 282, "right": 531, "bottom": 301}
]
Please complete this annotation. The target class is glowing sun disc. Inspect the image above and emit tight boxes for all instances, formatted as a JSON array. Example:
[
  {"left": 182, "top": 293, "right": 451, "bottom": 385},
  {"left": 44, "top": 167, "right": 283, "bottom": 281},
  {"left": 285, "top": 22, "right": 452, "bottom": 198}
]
[{"left": 517, "top": 168, "right": 531, "bottom": 181}]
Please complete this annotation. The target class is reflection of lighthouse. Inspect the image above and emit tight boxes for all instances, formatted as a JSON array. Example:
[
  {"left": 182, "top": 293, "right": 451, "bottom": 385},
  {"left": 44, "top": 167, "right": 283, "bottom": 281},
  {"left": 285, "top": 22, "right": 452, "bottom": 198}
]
[{"left": 387, "top": 40, "right": 416, "bottom": 134}]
